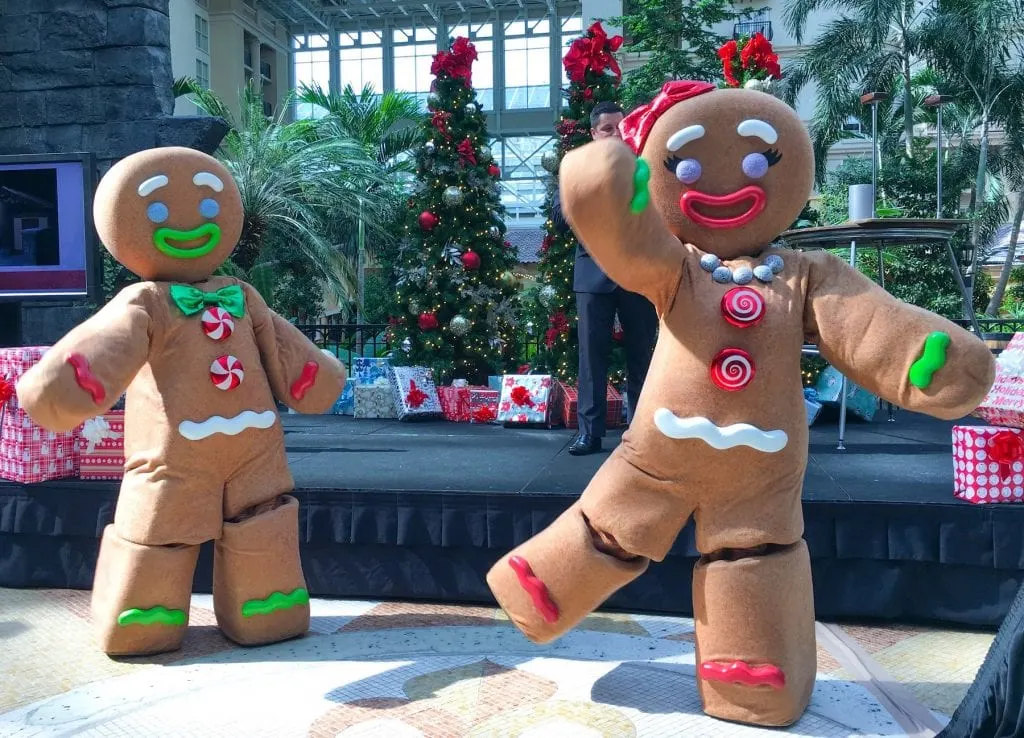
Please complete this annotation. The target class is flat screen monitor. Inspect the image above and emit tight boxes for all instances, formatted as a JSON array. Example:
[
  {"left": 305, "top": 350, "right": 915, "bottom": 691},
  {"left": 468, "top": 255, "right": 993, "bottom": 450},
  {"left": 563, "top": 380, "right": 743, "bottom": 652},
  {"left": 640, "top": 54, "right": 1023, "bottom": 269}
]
[{"left": 0, "top": 153, "right": 99, "bottom": 301}]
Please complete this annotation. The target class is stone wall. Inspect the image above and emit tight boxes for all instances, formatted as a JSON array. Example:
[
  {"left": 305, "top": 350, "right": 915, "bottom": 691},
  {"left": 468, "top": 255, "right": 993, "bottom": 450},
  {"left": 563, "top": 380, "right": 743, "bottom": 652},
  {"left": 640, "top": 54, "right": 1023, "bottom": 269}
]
[{"left": 0, "top": 0, "right": 231, "bottom": 345}]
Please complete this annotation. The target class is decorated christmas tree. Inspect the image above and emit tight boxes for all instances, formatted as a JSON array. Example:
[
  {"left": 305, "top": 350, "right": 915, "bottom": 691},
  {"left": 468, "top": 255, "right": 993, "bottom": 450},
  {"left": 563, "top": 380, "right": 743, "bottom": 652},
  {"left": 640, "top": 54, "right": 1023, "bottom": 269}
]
[
  {"left": 389, "top": 37, "right": 518, "bottom": 384},
  {"left": 528, "top": 21, "right": 624, "bottom": 382}
]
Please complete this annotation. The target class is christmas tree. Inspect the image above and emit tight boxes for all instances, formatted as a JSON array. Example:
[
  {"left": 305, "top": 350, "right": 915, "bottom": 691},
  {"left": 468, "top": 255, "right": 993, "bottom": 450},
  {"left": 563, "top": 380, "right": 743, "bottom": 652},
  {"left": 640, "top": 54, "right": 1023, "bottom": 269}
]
[
  {"left": 389, "top": 37, "right": 518, "bottom": 384},
  {"left": 528, "top": 21, "right": 625, "bottom": 382}
]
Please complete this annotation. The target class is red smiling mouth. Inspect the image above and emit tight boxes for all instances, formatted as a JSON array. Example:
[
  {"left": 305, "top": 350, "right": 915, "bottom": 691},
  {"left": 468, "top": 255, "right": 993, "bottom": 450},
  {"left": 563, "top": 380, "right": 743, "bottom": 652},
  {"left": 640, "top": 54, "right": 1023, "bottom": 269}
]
[{"left": 680, "top": 185, "right": 767, "bottom": 230}]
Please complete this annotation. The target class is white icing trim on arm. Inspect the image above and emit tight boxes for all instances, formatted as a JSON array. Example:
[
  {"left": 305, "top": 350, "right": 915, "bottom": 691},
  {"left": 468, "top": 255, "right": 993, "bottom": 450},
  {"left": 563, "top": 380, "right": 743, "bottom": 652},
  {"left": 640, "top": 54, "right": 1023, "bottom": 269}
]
[
  {"left": 666, "top": 125, "right": 706, "bottom": 152},
  {"left": 653, "top": 409, "right": 788, "bottom": 452},
  {"left": 137, "top": 175, "right": 168, "bottom": 197},
  {"left": 193, "top": 172, "right": 225, "bottom": 192},
  {"left": 736, "top": 119, "right": 778, "bottom": 145},
  {"left": 178, "top": 410, "right": 277, "bottom": 440}
]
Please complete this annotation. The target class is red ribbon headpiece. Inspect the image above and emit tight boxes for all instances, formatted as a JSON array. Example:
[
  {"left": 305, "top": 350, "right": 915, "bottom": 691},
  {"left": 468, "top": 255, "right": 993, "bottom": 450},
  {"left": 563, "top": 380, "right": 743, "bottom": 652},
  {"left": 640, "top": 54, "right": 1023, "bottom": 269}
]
[{"left": 618, "top": 80, "right": 716, "bottom": 154}]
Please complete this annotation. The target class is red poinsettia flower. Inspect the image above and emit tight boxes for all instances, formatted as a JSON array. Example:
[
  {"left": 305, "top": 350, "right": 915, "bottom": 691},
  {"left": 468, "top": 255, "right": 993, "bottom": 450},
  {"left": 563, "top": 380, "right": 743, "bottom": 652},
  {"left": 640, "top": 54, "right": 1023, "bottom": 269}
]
[
  {"left": 431, "top": 37, "right": 479, "bottom": 86},
  {"left": 511, "top": 385, "right": 534, "bottom": 407},
  {"left": 406, "top": 380, "right": 429, "bottom": 409},
  {"left": 740, "top": 32, "right": 781, "bottom": 79},
  {"left": 718, "top": 39, "right": 740, "bottom": 87},
  {"left": 457, "top": 137, "right": 477, "bottom": 165},
  {"left": 431, "top": 110, "right": 452, "bottom": 138}
]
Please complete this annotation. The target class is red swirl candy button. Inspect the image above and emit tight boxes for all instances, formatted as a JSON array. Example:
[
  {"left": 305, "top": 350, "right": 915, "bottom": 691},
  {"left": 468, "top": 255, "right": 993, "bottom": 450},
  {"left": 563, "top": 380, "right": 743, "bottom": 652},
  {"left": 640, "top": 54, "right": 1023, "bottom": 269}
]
[
  {"left": 211, "top": 355, "right": 244, "bottom": 391},
  {"left": 721, "top": 287, "right": 765, "bottom": 328},
  {"left": 201, "top": 307, "right": 234, "bottom": 341},
  {"left": 710, "top": 348, "right": 755, "bottom": 391}
]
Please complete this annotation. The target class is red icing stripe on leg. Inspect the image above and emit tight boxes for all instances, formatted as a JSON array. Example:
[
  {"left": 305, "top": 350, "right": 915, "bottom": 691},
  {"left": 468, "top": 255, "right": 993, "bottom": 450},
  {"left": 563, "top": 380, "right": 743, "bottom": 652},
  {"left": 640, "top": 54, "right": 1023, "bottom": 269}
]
[
  {"left": 508, "top": 555, "right": 559, "bottom": 624},
  {"left": 66, "top": 353, "right": 106, "bottom": 404},
  {"left": 290, "top": 361, "right": 319, "bottom": 401},
  {"left": 699, "top": 660, "right": 786, "bottom": 690}
]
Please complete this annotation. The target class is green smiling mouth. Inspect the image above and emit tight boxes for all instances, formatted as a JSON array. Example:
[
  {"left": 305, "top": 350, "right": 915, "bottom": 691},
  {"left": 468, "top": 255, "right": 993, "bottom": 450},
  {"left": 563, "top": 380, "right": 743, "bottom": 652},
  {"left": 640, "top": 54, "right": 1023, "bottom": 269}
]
[{"left": 153, "top": 223, "right": 222, "bottom": 259}]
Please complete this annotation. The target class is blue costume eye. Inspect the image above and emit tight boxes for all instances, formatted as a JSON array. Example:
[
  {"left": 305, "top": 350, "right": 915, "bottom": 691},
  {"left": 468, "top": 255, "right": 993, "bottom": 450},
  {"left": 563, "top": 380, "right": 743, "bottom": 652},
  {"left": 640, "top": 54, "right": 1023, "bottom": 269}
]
[
  {"left": 665, "top": 156, "right": 701, "bottom": 184},
  {"left": 147, "top": 202, "right": 169, "bottom": 224},
  {"left": 742, "top": 152, "right": 769, "bottom": 179},
  {"left": 199, "top": 198, "right": 220, "bottom": 218}
]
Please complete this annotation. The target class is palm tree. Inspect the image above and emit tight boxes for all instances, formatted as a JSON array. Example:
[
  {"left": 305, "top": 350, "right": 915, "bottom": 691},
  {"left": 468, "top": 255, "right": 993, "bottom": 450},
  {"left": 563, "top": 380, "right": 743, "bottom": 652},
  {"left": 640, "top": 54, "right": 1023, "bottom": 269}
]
[
  {"left": 986, "top": 103, "right": 1024, "bottom": 315},
  {"left": 178, "top": 79, "right": 398, "bottom": 317}
]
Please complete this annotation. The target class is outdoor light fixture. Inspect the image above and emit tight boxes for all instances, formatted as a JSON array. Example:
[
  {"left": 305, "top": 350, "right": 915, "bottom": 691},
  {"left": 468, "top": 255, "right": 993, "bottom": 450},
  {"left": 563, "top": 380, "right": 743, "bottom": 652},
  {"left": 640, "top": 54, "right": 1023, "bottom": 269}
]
[
  {"left": 923, "top": 94, "right": 954, "bottom": 218},
  {"left": 860, "top": 92, "right": 889, "bottom": 219}
]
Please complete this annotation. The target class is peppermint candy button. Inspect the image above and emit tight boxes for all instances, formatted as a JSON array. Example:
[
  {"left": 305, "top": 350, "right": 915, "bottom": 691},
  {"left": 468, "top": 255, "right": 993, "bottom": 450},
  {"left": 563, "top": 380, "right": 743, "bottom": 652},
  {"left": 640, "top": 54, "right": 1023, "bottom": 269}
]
[
  {"left": 721, "top": 287, "right": 765, "bottom": 328},
  {"left": 201, "top": 307, "right": 234, "bottom": 341},
  {"left": 710, "top": 348, "right": 755, "bottom": 391},
  {"left": 211, "top": 355, "right": 244, "bottom": 391}
]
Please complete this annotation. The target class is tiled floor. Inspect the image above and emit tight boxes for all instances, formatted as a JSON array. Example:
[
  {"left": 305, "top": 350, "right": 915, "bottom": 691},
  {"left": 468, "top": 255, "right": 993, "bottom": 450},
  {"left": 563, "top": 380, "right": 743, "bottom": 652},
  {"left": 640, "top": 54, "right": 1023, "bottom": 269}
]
[{"left": 0, "top": 588, "right": 994, "bottom": 737}]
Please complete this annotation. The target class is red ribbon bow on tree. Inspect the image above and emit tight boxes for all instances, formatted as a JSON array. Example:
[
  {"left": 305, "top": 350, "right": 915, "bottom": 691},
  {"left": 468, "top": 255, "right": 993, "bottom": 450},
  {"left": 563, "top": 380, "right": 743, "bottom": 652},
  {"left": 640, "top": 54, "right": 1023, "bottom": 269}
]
[
  {"left": 563, "top": 21, "right": 623, "bottom": 83},
  {"left": 406, "top": 381, "right": 429, "bottom": 409},
  {"left": 618, "top": 80, "right": 717, "bottom": 154},
  {"left": 989, "top": 430, "right": 1024, "bottom": 480},
  {"left": 457, "top": 138, "right": 477, "bottom": 165},
  {"left": 511, "top": 385, "right": 534, "bottom": 407}
]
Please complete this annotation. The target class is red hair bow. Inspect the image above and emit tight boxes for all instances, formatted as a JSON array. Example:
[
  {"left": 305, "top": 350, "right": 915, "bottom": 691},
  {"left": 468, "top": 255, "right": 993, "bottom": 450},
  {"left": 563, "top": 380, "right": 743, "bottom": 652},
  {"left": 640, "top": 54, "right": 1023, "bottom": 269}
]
[{"left": 618, "top": 81, "right": 716, "bottom": 154}]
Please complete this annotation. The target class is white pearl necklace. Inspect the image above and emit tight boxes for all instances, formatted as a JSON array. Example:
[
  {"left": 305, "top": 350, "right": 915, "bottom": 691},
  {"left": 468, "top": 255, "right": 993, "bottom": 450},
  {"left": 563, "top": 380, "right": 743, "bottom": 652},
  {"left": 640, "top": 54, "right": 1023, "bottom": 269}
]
[{"left": 700, "top": 253, "right": 784, "bottom": 284}]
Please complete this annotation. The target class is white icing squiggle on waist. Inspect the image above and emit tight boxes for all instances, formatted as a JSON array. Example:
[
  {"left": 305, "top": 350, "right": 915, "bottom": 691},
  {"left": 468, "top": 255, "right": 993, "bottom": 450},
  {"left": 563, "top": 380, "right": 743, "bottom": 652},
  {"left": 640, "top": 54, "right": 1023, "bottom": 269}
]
[
  {"left": 178, "top": 410, "right": 278, "bottom": 441},
  {"left": 653, "top": 408, "right": 788, "bottom": 453}
]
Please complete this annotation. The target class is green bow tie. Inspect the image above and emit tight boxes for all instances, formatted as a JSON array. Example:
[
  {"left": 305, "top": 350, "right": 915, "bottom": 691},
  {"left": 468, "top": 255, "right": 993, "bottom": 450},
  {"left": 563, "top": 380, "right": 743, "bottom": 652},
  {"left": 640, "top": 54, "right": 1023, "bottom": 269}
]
[{"left": 169, "top": 284, "right": 246, "bottom": 318}]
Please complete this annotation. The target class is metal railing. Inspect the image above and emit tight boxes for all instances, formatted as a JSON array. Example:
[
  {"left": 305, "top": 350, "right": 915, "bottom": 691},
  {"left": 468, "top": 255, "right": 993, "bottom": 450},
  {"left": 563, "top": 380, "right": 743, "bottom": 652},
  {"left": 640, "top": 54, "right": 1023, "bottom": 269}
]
[{"left": 733, "top": 20, "right": 773, "bottom": 40}]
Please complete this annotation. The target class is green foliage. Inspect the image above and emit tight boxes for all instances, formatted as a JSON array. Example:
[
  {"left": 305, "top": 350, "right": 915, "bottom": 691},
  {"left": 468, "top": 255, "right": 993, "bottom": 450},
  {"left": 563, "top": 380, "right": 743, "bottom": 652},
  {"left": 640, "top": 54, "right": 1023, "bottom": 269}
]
[
  {"left": 615, "top": 0, "right": 740, "bottom": 109},
  {"left": 389, "top": 39, "right": 519, "bottom": 384}
]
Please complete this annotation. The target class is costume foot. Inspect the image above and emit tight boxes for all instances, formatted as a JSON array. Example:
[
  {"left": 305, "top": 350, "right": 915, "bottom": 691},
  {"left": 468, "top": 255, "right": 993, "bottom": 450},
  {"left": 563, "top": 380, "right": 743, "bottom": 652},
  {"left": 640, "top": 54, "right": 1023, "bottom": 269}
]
[
  {"left": 91, "top": 525, "right": 200, "bottom": 656},
  {"left": 693, "top": 539, "right": 816, "bottom": 727},
  {"left": 486, "top": 501, "right": 647, "bottom": 644},
  {"left": 568, "top": 434, "right": 602, "bottom": 456},
  {"left": 214, "top": 495, "right": 310, "bottom": 646}
]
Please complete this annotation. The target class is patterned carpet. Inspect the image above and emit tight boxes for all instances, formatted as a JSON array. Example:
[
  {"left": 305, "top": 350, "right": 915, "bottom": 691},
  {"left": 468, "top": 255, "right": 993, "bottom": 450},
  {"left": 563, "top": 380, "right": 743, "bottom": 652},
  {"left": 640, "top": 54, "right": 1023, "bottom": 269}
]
[{"left": 0, "top": 589, "right": 995, "bottom": 737}]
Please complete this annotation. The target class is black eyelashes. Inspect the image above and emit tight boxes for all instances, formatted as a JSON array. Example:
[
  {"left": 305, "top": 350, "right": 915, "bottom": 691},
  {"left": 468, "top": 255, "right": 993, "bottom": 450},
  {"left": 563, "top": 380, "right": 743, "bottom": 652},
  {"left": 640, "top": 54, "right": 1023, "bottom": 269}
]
[
  {"left": 664, "top": 155, "right": 683, "bottom": 172},
  {"left": 764, "top": 148, "right": 782, "bottom": 166}
]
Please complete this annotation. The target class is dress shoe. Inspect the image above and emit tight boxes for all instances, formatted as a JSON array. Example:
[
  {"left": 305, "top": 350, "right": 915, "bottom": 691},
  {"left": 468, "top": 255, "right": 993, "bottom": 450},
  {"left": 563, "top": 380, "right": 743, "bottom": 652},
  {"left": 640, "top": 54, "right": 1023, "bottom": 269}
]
[{"left": 568, "top": 434, "right": 602, "bottom": 456}]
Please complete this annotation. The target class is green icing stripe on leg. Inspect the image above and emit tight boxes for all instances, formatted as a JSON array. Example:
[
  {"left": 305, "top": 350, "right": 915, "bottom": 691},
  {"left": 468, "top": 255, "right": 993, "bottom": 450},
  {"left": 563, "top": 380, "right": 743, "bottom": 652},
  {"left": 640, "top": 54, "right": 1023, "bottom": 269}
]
[
  {"left": 241, "top": 587, "right": 310, "bottom": 618},
  {"left": 629, "top": 158, "right": 651, "bottom": 214},
  {"left": 909, "top": 331, "right": 951, "bottom": 389},
  {"left": 117, "top": 606, "right": 187, "bottom": 627}
]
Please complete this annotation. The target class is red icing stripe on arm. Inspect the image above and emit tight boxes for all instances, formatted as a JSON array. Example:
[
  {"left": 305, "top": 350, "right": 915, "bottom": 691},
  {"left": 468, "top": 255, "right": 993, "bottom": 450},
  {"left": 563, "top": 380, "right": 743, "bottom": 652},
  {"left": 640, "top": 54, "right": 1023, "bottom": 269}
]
[
  {"left": 66, "top": 353, "right": 106, "bottom": 404},
  {"left": 290, "top": 361, "right": 319, "bottom": 401},
  {"left": 699, "top": 660, "right": 786, "bottom": 690},
  {"left": 508, "top": 555, "right": 559, "bottom": 624}
]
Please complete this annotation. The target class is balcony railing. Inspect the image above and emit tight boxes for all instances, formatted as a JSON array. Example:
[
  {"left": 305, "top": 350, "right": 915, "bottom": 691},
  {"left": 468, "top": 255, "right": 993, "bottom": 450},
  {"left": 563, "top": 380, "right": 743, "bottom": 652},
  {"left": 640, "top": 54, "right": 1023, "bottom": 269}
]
[{"left": 733, "top": 20, "right": 773, "bottom": 40}]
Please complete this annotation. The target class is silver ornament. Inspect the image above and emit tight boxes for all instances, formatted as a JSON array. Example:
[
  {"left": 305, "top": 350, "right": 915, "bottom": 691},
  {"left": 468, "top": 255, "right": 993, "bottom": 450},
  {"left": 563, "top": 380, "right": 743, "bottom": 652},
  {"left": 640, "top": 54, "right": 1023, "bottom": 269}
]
[
  {"left": 450, "top": 315, "right": 471, "bottom": 337},
  {"left": 700, "top": 254, "right": 721, "bottom": 273},
  {"left": 424, "top": 140, "right": 436, "bottom": 155},
  {"left": 489, "top": 225, "right": 501, "bottom": 238},
  {"left": 753, "top": 265, "right": 774, "bottom": 283},
  {"left": 765, "top": 254, "right": 785, "bottom": 274},
  {"left": 732, "top": 265, "right": 754, "bottom": 284},
  {"left": 408, "top": 300, "right": 421, "bottom": 315},
  {"left": 538, "top": 284, "right": 557, "bottom": 308},
  {"left": 489, "top": 336, "right": 504, "bottom": 350},
  {"left": 541, "top": 150, "right": 558, "bottom": 172},
  {"left": 712, "top": 266, "right": 732, "bottom": 284},
  {"left": 401, "top": 337, "right": 412, "bottom": 353},
  {"left": 443, "top": 186, "right": 464, "bottom": 206},
  {"left": 479, "top": 145, "right": 492, "bottom": 162},
  {"left": 465, "top": 102, "right": 478, "bottom": 115},
  {"left": 526, "top": 321, "right": 535, "bottom": 335}
]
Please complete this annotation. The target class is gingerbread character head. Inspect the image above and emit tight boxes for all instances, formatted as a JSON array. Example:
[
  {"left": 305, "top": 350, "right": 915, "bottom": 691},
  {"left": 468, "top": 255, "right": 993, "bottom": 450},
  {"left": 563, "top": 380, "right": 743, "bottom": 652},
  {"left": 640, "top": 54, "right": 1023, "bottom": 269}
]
[
  {"left": 94, "top": 147, "right": 243, "bottom": 283},
  {"left": 620, "top": 81, "right": 813, "bottom": 260}
]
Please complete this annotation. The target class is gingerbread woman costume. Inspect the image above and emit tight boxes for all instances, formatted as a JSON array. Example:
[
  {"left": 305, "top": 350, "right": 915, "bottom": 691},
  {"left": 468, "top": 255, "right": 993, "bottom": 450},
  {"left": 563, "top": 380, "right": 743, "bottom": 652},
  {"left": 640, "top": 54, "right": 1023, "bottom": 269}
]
[
  {"left": 16, "top": 147, "right": 346, "bottom": 656},
  {"left": 486, "top": 82, "right": 996, "bottom": 726}
]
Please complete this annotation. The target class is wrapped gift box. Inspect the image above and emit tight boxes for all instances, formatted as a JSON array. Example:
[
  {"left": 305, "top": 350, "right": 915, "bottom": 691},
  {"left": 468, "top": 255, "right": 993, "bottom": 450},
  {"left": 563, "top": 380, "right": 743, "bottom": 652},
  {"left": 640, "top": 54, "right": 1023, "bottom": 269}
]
[
  {"left": 329, "top": 379, "right": 355, "bottom": 416},
  {"left": 438, "top": 385, "right": 472, "bottom": 423},
  {"left": 353, "top": 357, "right": 392, "bottom": 386},
  {"left": 469, "top": 387, "right": 499, "bottom": 424},
  {"left": 391, "top": 366, "right": 442, "bottom": 420},
  {"left": 814, "top": 366, "right": 878, "bottom": 422},
  {"left": 804, "top": 388, "right": 822, "bottom": 426},
  {"left": 354, "top": 382, "right": 398, "bottom": 419},
  {"left": 487, "top": 376, "right": 503, "bottom": 392},
  {"left": 953, "top": 425, "right": 1024, "bottom": 504},
  {"left": 553, "top": 381, "right": 625, "bottom": 430},
  {"left": 78, "top": 411, "right": 125, "bottom": 481},
  {"left": 0, "top": 346, "right": 79, "bottom": 484},
  {"left": 973, "top": 335, "right": 1024, "bottom": 427},
  {"left": 498, "top": 374, "right": 554, "bottom": 425}
]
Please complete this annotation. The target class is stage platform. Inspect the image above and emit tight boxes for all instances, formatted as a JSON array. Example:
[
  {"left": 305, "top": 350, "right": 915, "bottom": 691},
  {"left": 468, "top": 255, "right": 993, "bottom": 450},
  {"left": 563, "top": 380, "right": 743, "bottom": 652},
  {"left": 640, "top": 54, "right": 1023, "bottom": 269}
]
[{"left": 2, "top": 410, "right": 1023, "bottom": 628}]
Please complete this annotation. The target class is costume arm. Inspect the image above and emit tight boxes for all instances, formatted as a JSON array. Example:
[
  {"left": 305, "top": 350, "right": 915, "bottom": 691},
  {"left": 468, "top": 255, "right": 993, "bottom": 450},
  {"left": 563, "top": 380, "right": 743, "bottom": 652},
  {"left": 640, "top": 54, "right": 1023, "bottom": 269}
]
[
  {"left": 244, "top": 283, "right": 346, "bottom": 413},
  {"left": 559, "top": 138, "right": 685, "bottom": 314},
  {"left": 804, "top": 250, "right": 995, "bottom": 420},
  {"left": 15, "top": 284, "right": 154, "bottom": 432}
]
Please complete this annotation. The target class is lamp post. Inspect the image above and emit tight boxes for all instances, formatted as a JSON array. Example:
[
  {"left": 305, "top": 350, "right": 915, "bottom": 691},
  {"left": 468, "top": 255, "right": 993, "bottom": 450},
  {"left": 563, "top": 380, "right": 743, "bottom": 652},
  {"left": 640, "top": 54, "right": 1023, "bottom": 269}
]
[
  {"left": 859, "top": 92, "right": 889, "bottom": 218},
  {"left": 923, "top": 94, "right": 954, "bottom": 218}
]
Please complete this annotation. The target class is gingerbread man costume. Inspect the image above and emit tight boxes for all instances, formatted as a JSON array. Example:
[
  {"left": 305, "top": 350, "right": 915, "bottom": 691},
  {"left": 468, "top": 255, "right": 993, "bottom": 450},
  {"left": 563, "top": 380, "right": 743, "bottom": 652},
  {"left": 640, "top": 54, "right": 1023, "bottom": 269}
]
[
  {"left": 486, "top": 82, "right": 996, "bottom": 726},
  {"left": 16, "top": 147, "right": 346, "bottom": 656}
]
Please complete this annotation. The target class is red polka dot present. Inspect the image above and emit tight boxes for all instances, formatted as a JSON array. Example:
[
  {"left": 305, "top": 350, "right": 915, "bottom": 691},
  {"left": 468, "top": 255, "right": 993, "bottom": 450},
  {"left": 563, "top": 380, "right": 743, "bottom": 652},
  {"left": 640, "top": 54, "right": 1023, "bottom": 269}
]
[{"left": 953, "top": 425, "right": 1024, "bottom": 504}]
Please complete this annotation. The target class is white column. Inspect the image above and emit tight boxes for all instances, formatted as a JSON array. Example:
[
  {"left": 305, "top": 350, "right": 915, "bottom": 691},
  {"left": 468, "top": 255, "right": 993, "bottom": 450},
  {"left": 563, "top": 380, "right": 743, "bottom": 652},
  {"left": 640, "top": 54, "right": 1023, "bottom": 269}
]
[{"left": 582, "top": 0, "right": 623, "bottom": 35}]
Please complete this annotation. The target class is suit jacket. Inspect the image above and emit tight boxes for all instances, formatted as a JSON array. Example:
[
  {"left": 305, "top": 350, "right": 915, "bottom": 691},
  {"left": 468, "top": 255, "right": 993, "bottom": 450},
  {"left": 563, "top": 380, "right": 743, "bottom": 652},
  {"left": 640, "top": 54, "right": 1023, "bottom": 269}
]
[{"left": 552, "top": 187, "right": 617, "bottom": 294}]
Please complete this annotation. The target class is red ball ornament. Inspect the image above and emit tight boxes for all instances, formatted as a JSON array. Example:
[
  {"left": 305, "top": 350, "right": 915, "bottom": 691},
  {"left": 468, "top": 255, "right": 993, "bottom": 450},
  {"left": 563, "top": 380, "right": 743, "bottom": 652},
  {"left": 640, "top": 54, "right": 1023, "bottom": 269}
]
[
  {"left": 461, "top": 250, "right": 481, "bottom": 270},
  {"left": 418, "top": 211, "right": 439, "bottom": 231},
  {"left": 488, "top": 164, "right": 501, "bottom": 178},
  {"left": 418, "top": 312, "right": 439, "bottom": 331}
]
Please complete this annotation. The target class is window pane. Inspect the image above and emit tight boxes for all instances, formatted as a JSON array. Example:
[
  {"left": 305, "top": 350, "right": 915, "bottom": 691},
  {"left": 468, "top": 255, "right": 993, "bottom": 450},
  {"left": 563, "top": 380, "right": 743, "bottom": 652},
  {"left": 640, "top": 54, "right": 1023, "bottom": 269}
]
[
  {"left": 504, "top": 20, "right": 525, "bottom": 36},
  {"left": 530, "top": 19, "right": 549, "bottom": 34},
  {"left": 393, "top": 27, "right": 413, "bottom": 44},
  {"left": 475, "top": 22, "right": 493, "bottom": 38},
  {"left": 310, "top": 33, "right": 329, "bottom": 48},
  {"left": 363, "top": 31, "right": 382, "bottom": 45},
  {"left": 562, "top": 16, "right": 582, "bottom": 33},
  {"left": 339, "top": 32, "right": 357, "bottom": 47},
  {"left": 415, "top": 26, "right": 436, "bottom": 42}
]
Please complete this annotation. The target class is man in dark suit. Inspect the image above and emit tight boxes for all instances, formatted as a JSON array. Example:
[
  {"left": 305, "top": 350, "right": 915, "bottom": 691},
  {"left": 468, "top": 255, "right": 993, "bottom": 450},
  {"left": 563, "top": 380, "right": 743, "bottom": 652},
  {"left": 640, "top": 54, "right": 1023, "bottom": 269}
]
[{"left": 551, "top": 101, "right": 659, "bottom": 456}]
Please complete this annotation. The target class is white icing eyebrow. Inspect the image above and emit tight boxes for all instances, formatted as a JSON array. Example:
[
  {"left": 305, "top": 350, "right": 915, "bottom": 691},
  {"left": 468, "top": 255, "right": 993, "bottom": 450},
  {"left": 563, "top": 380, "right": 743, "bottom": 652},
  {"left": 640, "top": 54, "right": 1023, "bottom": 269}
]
[
  {"left": 737, "top": 119, "right": 778, "bottom": 144},
  {"left": 666, "top": 125, "right": 706, "bottom": 152},
  {"left": 137, "top": 175, "right": 168, "bottom": 197},
  {"left": 193, "top": 172, "right": 224, "bottom": 192}
]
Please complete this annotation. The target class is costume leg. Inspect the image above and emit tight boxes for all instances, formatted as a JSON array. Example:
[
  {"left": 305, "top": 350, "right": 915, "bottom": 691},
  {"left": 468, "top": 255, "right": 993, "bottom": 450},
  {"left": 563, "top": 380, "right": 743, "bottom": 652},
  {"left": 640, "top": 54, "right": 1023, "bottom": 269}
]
[
  {"left": 90, "top": 524, "right": 200, "bottom": 656},
  {"left": 575, "top": 291, "right": 615, "bottom": 437},
  {"left": 487, "top": 450, "right": 691, "bottom": 643},
  {"left": 615, "top": 289, "right": 658, "bottom": 424},
  {"left": 692, "top": 539, "right": 816, "bottom": 727}
]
